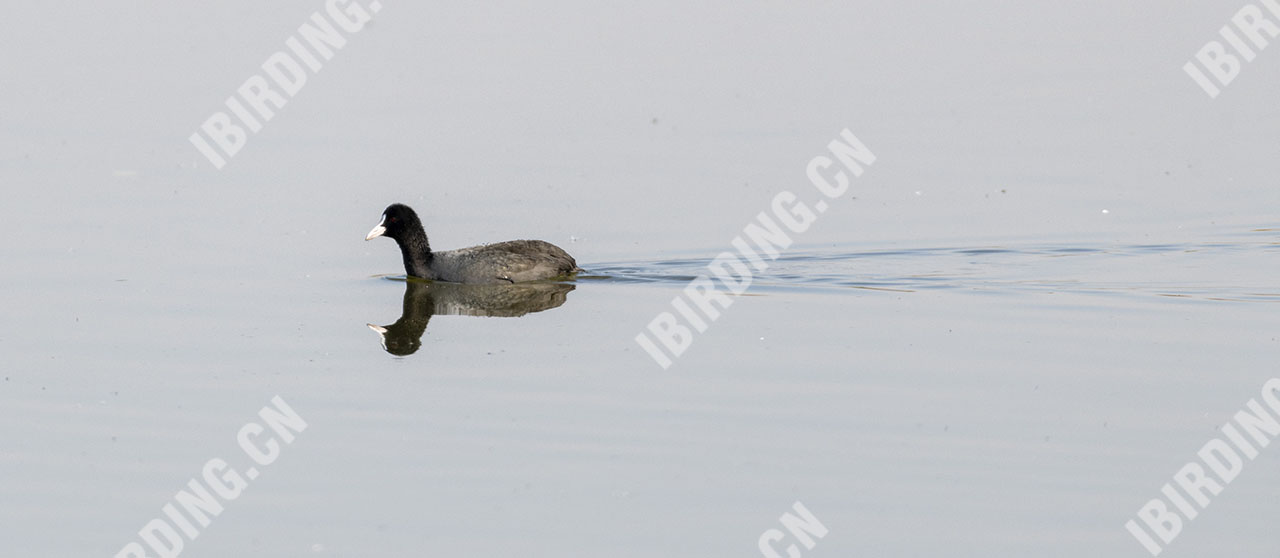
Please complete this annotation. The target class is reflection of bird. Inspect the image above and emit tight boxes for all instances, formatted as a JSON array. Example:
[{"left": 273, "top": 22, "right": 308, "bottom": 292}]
[
  {"left": 367, "top": 279, "right": 575, "bottom": 356},
  {"left": 365, "top": 203, "right": 580, "bottom": 284}
]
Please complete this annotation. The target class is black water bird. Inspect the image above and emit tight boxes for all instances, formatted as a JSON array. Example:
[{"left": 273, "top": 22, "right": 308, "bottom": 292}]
[{"left": 365, "top": 203, "right": 579, "bottom": 283}]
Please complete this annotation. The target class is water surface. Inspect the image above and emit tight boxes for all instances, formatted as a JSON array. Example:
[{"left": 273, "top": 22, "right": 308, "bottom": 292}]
[{"left": 4, "top": 1, "right": 1280, "bottom": 557}]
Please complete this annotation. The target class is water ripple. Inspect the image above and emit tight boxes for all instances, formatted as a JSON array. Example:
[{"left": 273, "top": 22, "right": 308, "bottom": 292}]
[{"left": 582, "top": 234, "right": 1280, "bottom": 303}]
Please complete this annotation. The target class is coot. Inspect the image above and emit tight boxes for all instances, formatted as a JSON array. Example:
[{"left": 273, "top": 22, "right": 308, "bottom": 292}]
[{"left": 365, "top": 203, "right": 579, "bottom": 284}]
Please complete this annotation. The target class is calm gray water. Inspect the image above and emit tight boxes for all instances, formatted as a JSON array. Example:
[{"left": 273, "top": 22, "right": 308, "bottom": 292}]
[{"left": 4, "top": 1, "right": 1280, "bottom": 557}]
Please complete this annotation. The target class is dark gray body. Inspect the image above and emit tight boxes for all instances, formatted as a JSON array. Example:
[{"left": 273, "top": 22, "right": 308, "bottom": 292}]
[{"left": 413, "top": 240, "right": 579, "bottom": 284}]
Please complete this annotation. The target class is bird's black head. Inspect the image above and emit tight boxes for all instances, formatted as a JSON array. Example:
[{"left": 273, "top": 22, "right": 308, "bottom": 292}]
[{"left": 365, "top": 203, "right": 422, "bottom": 242}]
